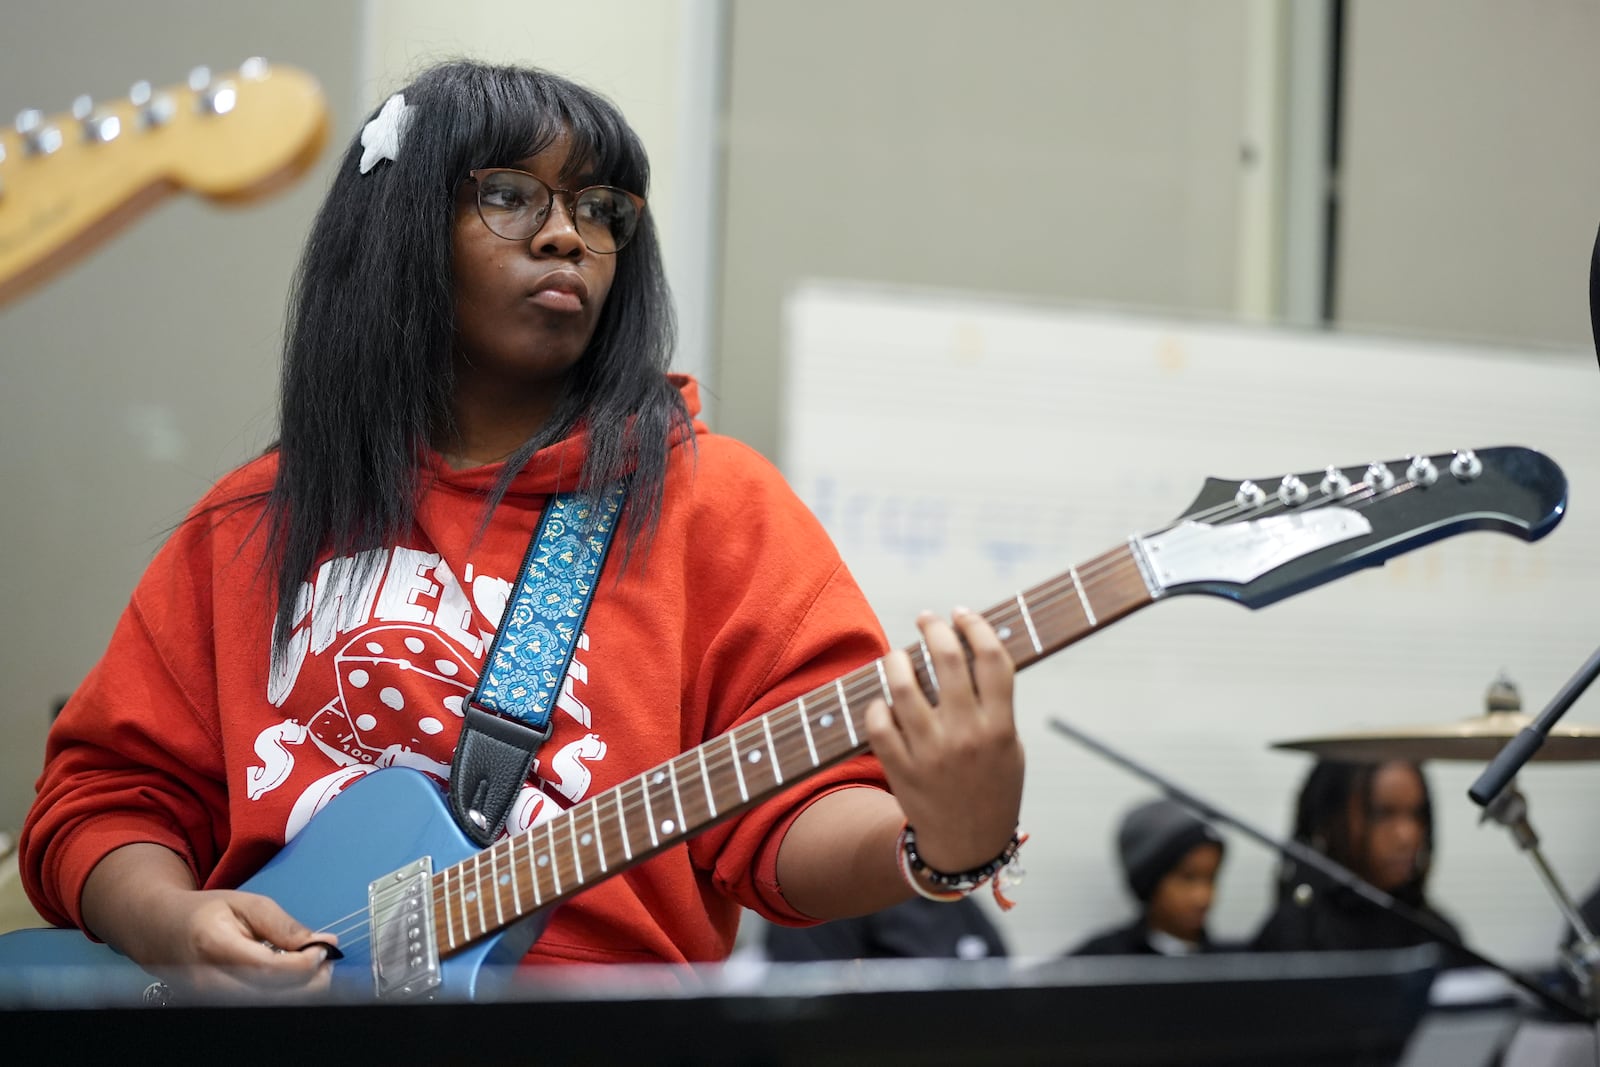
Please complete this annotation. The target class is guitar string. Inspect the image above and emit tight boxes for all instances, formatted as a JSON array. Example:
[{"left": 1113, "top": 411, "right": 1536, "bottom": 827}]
[{"left": 311, "top": 471, "right": 1425, "bottom": 951}]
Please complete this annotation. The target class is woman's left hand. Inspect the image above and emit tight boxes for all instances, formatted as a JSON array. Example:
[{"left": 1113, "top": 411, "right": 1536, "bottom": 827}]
[{"left": 863, "top": 606, "right": 1025, "bottom": 875}]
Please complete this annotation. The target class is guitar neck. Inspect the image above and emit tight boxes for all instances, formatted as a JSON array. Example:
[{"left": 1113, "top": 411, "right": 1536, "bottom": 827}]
[
  {"left": 429, "top": 541, "right": 1157, "bottom": 954},
  {"left": 0, "top": 62, "right": 328, "bottom": 307}
]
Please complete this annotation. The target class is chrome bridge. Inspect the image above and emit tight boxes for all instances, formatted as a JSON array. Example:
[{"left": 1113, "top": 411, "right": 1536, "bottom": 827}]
[{"left": 369, "top": 858, "right": 441, "bottom": 1000}]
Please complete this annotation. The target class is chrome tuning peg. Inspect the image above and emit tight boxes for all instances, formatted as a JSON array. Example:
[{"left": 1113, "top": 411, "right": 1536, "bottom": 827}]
[
  {"left": 1450, "top": 449, "right": 1483, "bottom": 481},
  {"left": 71, "top": 94, "right": 121, "bottom": 144},
  {"left": 1234, "top": 480, "right": 1267, "bottom": 508},
  {"left": 1406, "top": 454, "right": 1439, "bottom": 488},
  {"left": 1319, "top": 466, "right": 1351, "bottom": 498},
  {"left": 187, "top": 65, "right": 237, "bottom": 116},
  {"left": 130, "top": 80, "right": 176, "bottom": 127},
  {"left": 15, "top": 108, "right": 63, "bottom": 155}
]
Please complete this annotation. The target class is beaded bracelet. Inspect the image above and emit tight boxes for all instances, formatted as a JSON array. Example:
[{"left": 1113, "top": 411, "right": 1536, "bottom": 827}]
[
  {"left": 896, "top": 823, "right": 1028, "bottom": 910},
  {"left": 895, "top": 825, "right": 967, "bottom": 904}
]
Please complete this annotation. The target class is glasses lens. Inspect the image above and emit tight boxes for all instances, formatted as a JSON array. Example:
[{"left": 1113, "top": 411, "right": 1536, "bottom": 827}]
[
  {"left": 572, "top": 188, "right": 641, "bottom": 253},
  {"left": 474, "top": 172, "right": 642, "bottom": 252},
  {"left": 477, "top": 171, "right": 550, "bottom": 241}
]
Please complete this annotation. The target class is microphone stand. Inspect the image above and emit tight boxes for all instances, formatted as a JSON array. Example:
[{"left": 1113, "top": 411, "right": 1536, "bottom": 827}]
[
  {"left": 1046, "top": 716, "right": 1591, "bottom": 1023},
  {"left": 1468, "top": 646, "right": 1600, "bottom": 1016},
  {"left": 1469, "top": 645, "right": 1600, "bottom": 807}
]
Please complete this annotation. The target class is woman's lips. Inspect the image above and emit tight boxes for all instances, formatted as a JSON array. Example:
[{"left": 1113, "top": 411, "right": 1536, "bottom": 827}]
[
  {"left": 529, "top": 288, "right": 583, "bottom": 312},
  {"left": 528, "top": 270, "right": 588, "bottom": 313}
]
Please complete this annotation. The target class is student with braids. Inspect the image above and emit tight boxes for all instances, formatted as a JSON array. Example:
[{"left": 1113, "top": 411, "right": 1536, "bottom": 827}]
[
  {"left": 19, "top": 61, "right": 1026, "bottom": 997},
  {"left": 1251, "top": 760, "right": 1462, "bottom": 954}
]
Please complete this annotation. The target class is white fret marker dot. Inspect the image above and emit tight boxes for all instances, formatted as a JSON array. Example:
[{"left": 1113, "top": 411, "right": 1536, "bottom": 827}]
[
  {"left": 464, "top": 891, "right": 476, "bottom": 902},
  {"left": 580, "top": 833, "right": 593, "bottom": 846},
  {"left": 661, "top": 819, "right": 676, "bottom": 834},
  {"left": 820, "top": 714, "right": 834, "bottom": 728},
  {"left": 536, "top": 854, "right": 549, "bottom": 867},
  {"left": 652, "top": 772, "right": 666, "bottom": 785},
  {"left": 499, "top": 874, "right": 511, "bottom": 885},
  {"left": 748, "top": 750, "right": 762, "bottom": 763},
  {"left": 996, "top": 625, "right": 1012, "bottom": 639}
]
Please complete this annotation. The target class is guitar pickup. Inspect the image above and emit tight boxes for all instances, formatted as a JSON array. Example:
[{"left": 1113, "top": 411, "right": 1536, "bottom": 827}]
[{"left": 369, "top": 858, "right": 441, "bottom": 1000}]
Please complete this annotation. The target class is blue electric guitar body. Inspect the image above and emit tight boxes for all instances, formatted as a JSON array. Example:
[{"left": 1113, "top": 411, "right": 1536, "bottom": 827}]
[
  {"left": 0, "top": 446, "right": 1569, "bottom": 1004},
  {"left": 234, "top": 768, "right": 550, "bottom": 999},
  {"left": 1, "top": 769, "right": 547, "bottom": 1003}
]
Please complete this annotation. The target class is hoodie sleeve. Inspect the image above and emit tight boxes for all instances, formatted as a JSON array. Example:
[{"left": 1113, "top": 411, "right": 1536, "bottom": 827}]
[
  {"left": 673, "top": 441, "right": 893, "bottom": 924},
  {"left": 19, "top": 495, "right": 241, "bottom": 931}
]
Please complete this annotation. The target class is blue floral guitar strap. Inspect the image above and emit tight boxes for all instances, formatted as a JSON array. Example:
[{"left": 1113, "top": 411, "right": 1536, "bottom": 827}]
[{"left": 448, "top": 485, "right": 627, "bottom": 846}]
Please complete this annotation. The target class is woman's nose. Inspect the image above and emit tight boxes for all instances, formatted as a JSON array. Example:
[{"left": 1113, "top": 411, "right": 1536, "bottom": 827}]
[{"left": 531, "top": 195, "right": 584, "bottom": 257}]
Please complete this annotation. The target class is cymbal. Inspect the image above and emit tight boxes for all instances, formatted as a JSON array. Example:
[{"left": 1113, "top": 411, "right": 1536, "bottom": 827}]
[{"left": 1272, "top": 712, "right": 1600, "bottom": 763}]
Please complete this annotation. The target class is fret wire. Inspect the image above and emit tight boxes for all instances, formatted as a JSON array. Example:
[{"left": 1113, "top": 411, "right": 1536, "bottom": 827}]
[
  {"left": 697, "top": 745, "right": 717, "bottom": 818},
  {"left": 617, "top": 787, "right": 634, "bottom": 859},
  {"left": 488, "top": 843, "right": 505, "bottom": 928},
  {"left": 567, "top": 808, "right": 585, "bottom": 886},
  {"left": 471, "top": 852, "right": 486, "bottom": 940},
  {"left": 668, "top": 758, "right": 686, "bottom": 834},
  {"left": 833, "top": 679, "right": 852, "bottom": 736},
  {"left": 918, "top": 638, "right": 940, "bottom": 701},
  {"left": 591, "top": 801, "right": 608, "bottom": 874},
  {"left": 1014, "top": 592, "right": 1044, "bottom": 654},
  {"left": 457, "top": 862, "right": 473, "bottom": 942},
  {"left": 1069, "top": 565, "right": 1097, "bottom": 626},
  {"left": 462, "top": 855, "right": 475, "bottom": 942},
  {"left": 508, "top": 836, "right": 523, "bottom": 916},
  {"left": 762, "top": 714, "right": 783, "bottom": 785},
  {"left": 528, "top": 832, "right": 544, "bottom": 907},
  {"left": 842, "top": 685, "right": 860, "bottom": 746},
  {"left": 729, "top": 731, "right": 749, "bottom": 802},
  {"left": 546, "top": 821, "right": 563, "bottom": 896},
  {"left": 798, "top": 696, "right": 819, "bottom": 766},
  {"left": 442, "top": 866, "right": 457, "bottom": 949},
  {"left": 873, "top": 659, "right": 892, "bottom": 708},
  {"left": 643, "top": 773, "right": 659, "bottom": 846},
  {"left": 1047, "top": 581, "right": 1093, "bottom": 631}
]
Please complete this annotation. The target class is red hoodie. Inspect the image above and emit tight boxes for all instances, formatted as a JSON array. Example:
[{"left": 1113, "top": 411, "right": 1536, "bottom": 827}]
[{"left": 22, "top": 376, "right": 890, "bottom": 964}]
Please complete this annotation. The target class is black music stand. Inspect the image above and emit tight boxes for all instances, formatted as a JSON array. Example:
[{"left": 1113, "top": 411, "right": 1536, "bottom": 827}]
[{"left": 2, "top": 948, "right": 1443, "bottom": 1065}]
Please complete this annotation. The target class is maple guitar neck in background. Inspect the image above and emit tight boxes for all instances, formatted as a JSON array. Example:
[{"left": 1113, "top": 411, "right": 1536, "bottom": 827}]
[{"left": 0, "top": 58, "right": 329, "bottom": 308}]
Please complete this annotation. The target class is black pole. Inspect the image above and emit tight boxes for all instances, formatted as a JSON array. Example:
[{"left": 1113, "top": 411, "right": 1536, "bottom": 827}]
[{"left": 1469, "top": 644, "right": 1600, "bottom": 808}]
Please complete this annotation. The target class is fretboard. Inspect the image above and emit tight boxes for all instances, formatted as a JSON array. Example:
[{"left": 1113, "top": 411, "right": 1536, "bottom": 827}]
[{"left": 430, "top": 541, "right": 1157, "bottom": 953}]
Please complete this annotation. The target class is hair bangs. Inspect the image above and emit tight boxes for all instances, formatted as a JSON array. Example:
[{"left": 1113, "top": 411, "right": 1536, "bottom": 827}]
[{"left": 451, "top": 67, "right": 649, "bottom": 196}]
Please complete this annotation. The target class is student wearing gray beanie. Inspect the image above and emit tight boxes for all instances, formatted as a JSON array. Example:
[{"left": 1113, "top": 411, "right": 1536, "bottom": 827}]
[{"left": 1069, "top": 798, "right": 1227, "bottom": 957}]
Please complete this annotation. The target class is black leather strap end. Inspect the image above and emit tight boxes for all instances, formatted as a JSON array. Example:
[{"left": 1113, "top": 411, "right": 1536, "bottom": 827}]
[{"left": 449, "top": 705, "right": 548, "bottom": 846}]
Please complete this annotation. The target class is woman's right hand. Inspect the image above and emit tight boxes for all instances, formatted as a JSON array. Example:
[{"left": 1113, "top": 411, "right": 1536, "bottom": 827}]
[{"left": 81, "top": 843, "right": 336, "bottom": 998}]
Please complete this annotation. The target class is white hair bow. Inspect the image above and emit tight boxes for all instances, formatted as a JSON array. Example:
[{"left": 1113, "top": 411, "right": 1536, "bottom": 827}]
[{"left": 358, "top": 93, "right": 414, "bottom": 175}]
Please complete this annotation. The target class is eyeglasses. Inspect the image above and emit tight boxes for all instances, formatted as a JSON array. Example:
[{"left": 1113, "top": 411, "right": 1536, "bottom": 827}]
[{"left": 465, "top": 168, "right": 646, "bottom": 254}]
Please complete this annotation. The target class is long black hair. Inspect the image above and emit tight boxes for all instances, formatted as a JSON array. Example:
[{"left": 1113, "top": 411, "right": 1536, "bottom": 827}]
[
  {"left": 1279, "top": 760, "right": 1437, "bottom": 903},
  {"left": 263, "top": 60, "right": 688, "bottom": 661}
]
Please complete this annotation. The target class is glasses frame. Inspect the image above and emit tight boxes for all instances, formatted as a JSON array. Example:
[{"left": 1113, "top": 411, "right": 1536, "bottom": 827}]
[{"left": 465, "top": 168, "right": 647, "bottom": 255}]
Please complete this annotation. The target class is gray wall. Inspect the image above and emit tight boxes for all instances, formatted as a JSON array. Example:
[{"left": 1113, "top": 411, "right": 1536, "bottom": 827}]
[
  {"left": 715, "top": 0, "right": 1256, "bottom": 459},
  {"left": 0, "top": 1, "right": 364, "bottom": 840},
  {"left": 1337, "top": 0, "right": 1599, "bottom": 347},
  {"left": 717, "top": 0, "right": 1600, "bottom": 463}
]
